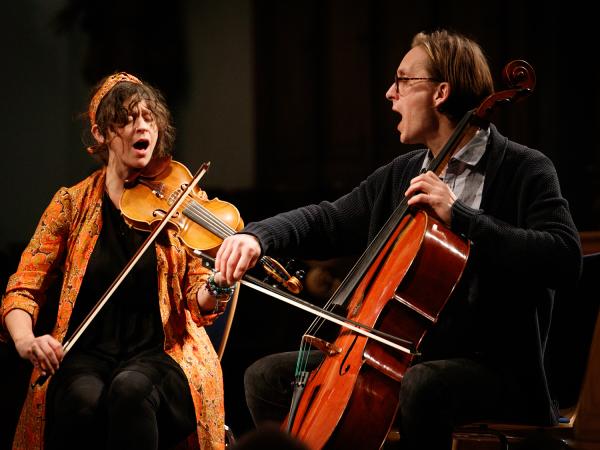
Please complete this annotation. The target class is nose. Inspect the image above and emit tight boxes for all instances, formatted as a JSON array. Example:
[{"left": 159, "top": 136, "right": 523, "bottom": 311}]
[
  {"left": 385, "top": 83, "right": 398, "bottom": 101},
  {"left": 134, "top": 115, "right": 151, "bottom": 132}
]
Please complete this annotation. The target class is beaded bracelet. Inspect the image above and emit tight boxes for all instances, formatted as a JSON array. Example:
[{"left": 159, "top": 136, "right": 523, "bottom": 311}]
[
  {"left": 205, "top": 272, "right": 235, "bottom": 313},
  {"left": 206, "top": 273, "right": 235, "bottom": 297}
]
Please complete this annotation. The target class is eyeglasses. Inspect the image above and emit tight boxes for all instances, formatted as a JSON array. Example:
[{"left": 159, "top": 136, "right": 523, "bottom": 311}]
[{"left": 394, "top": 74, "right": 440, "bottom": 96}]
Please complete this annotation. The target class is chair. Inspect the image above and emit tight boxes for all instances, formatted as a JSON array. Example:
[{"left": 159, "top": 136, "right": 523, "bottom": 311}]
[{"left": 451, "top": 252, "right": 600, "bottom": 450}]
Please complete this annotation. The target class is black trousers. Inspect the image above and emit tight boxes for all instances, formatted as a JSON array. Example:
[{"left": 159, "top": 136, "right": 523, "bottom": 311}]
[{"left": 243, "top": 350, "right": 503, "bottom": 450}]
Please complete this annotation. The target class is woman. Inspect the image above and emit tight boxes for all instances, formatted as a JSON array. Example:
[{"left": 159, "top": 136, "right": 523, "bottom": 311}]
[{"left": 1, "top": 72, "right": 233, "bottom": 449}]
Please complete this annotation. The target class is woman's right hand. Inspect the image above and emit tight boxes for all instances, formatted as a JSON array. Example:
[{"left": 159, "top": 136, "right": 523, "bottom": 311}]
[
  {"left": 14, "top": 334, "right": 63, "bottom": 376},
  {"left": 215, "top": 234, "right": 262, "bottom": 286}
]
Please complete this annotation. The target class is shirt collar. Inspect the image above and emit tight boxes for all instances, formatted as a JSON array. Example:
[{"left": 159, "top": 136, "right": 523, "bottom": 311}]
[{"left": 423, "top": 127, "right": 490, "bottom": 167}]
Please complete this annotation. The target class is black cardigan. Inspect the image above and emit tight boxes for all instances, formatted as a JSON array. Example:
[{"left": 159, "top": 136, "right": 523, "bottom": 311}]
[{"left": 243, "top": 124, "right": 582, "bottom": 425}]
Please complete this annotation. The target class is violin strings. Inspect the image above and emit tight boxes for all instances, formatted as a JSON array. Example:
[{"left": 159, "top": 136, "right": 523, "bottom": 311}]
[
  {"left": 183, "top": 199, "right": 236, "bottom": 238},
  {"left": 162, "top": 186, "right": 232, "bottom": 238}
]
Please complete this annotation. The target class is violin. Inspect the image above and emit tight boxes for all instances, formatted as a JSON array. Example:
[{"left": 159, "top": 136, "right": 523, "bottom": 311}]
[
  {"left": 121, "top": 158, "right": 243, "bottom": 254},
  {"left": 120, "top": 157, "right": 303, "bottom": 294}
]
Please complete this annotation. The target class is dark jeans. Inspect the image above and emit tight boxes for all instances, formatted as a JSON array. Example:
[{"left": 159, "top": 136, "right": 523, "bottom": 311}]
[{"left": 244, "top": 351, "right": 503, "bottom": 450}]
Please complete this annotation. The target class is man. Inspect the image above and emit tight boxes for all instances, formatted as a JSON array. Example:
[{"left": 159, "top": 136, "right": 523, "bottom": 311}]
[{"left": 216, "top": 29, "right": 582, "bottom": 449}]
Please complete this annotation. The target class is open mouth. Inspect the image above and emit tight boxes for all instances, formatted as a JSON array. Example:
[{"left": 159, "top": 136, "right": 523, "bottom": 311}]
[{"left": 133, "top": 139, "right": 150, "bottom": 150}]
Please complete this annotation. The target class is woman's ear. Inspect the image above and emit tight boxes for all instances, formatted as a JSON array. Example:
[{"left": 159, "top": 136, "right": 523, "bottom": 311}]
[
  {"left": 433, "top": 81, "right": 450, "bottom": 108},
  {"left": 91, "top": 124, "right": 105, "bottom": 144}
]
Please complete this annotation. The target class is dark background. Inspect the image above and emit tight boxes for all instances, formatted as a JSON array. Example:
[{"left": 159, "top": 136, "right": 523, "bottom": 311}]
[{"left": 1, "top": 0, "right": 599, "bottom": 445}]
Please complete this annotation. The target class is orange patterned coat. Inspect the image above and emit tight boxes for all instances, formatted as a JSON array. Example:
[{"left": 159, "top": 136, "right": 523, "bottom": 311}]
[{"left": 1, "top": 168, "right": 225, "bottom": 450}]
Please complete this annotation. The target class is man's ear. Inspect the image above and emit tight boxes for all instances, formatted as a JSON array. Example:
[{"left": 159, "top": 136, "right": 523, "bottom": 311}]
[
  {"left": 91, "top": 124, "right": 105, "bottom": 144},
  {"left": 433, "top": 81, "right": 450, "bottom": 108}
]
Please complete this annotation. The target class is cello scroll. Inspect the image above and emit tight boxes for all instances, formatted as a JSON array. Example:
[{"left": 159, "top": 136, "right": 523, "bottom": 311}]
[{"left": 475, "top": 60, "right": 535, "bottom": 125}]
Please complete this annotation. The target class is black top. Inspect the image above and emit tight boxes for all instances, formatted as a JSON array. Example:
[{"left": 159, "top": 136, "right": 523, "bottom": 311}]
[{"left": 65, "top": 192, "right": 163, "bottom": 356}]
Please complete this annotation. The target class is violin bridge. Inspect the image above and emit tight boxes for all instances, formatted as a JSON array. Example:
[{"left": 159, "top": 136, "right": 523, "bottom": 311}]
[{"left": 303, "top": 335, "right": 341, "bottom": 356}]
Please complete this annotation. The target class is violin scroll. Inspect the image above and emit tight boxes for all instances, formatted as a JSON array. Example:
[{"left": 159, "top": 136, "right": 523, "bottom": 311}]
[{"left": 261, "top": 256, "right": 304, "bottom": 294}]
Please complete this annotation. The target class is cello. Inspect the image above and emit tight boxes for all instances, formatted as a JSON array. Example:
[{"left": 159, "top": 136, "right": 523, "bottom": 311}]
[{"left": 274, "top": 60, "right": 537, "bottom": 449}]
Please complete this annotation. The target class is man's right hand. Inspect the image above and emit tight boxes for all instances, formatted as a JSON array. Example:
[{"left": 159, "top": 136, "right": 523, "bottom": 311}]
[{"left": 215, "top": 234, "right": 262, "bottom": 286}]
